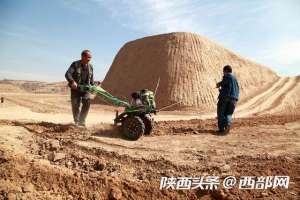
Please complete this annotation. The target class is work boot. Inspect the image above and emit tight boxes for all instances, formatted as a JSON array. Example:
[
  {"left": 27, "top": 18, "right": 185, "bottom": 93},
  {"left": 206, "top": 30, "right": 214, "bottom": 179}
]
[
  {"left": 216, "top": 129, "right": 225, "bottom": 135},
  {"left": 224, "top": 125, "right": 231, "bottom": 134},
  {"left": 78, "top": 122, "right": 86, "bottom": 128}
]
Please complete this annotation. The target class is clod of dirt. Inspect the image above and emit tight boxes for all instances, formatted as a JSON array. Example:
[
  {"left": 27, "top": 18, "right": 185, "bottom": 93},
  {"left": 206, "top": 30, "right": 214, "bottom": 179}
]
[
  {"left": 48, "top": 152, "right": 66, "bottom": 162},
  {"left": 7, "top": 192, "right": 18, "bottom": 200},
  {"left": 88, "top": 172, "right": 99, "bottom": 179},
  {"left": 260, "top": 192, "right": 269, "bottom": 197},
  {"left": 109, "top": 187, "right": 122, "bottom": 200},
  {"left": 48, "top": 139, "right": 60, "bottom": 151},
  {"left": 82, "top": 158, "right": 90, "bottom": 170},
  {"left": 0, "top": 157, "right": 8, "bottom": 165},
  {"left": 66, "top": 161, "right": 73, "bottom": 168},
  {"left": 220, "top": 164, "right": 231, "bottom": 172},
  {"left": 210, "top": 189, "right": 228, "bottom": 200},
  {"left": 94, "top": 160, "right": 106, "bottom": 171},
  {"left": 22, "top": 183, "right": 34, "bottom": 193}
]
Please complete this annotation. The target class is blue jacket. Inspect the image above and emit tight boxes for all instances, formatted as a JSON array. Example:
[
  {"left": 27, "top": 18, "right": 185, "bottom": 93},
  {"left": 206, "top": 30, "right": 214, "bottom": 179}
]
[{"left": 218, "top": 73, "right": 240, "bottom": 101}]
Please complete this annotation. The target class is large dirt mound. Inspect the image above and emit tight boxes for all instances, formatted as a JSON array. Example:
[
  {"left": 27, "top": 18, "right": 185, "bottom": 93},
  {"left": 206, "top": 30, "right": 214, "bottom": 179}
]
[{"left": 101, "top": 32, "right": 279, "bottom": 111}]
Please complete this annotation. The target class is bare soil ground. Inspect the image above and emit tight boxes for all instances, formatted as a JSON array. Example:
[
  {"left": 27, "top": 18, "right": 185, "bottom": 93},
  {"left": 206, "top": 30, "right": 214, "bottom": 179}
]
[{"left": 0, "top": 85, "right": 299, "bottom": 200}]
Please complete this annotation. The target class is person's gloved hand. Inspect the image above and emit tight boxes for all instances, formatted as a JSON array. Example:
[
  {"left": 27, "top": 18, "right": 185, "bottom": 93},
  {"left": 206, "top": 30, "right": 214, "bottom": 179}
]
[{"left": 70, "top": 81, "right": 78, "bottom": 90}]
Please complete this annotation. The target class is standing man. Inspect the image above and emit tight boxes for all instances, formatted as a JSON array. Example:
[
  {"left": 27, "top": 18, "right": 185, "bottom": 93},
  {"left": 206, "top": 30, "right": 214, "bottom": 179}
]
[
  {"left": 65, "top": 50, "right": 94, "bottom": 127},
  {"left": 216, "top": 65, "right": 239, "bottom": 134}
]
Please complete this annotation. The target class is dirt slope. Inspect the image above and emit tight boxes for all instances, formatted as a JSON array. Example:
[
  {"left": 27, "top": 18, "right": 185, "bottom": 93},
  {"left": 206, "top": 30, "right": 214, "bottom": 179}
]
[
  {"left": 236, "top": 76, "right": 300, "bottom": 116},
  {"left": 0, "top": 80, "right": 68, "bottom": 94},
  {"left": 0, "top": 83, "right": 25, "bottom": 93}
]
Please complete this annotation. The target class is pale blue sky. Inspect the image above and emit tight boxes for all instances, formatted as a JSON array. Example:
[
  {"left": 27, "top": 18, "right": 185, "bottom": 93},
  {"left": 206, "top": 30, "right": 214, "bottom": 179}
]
[{"left": 0, "top": 0, "right": 299, "bottom": 82}]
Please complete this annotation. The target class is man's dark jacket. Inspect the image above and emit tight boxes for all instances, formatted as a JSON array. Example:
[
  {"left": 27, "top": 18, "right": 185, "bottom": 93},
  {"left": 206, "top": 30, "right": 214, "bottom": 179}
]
[
  {"left": 218, "top": 73, "right": 239, "bottom": 100},
  {"left": 65, "top": 60, "right": 94, "bottom": 86}
]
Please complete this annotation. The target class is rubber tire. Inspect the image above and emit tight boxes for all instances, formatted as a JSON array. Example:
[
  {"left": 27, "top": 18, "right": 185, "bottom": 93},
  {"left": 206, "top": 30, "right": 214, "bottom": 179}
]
[
  {"left": 141, "top": 115, "right": 153, "bottom": 135},
  {"left": 122, "top": 116, "right": 145, "bottom": 140}
]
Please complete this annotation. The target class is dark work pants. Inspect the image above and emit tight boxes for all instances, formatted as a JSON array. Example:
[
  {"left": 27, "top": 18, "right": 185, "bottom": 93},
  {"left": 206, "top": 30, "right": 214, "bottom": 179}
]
[
  {"left": 217, "top": 97, "right": 236, "bottom": 131},
  {"left": 71, "top": 90, "right": 90, "bottom": 124}
]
